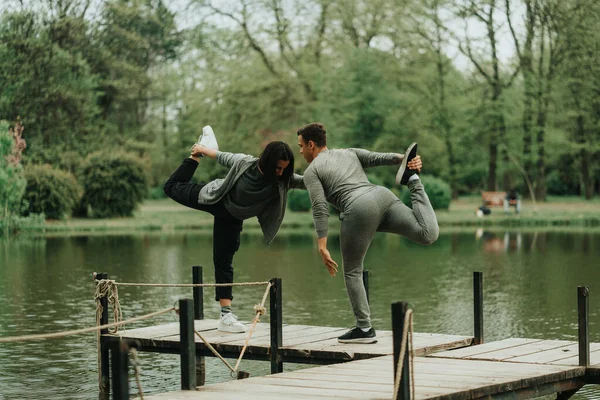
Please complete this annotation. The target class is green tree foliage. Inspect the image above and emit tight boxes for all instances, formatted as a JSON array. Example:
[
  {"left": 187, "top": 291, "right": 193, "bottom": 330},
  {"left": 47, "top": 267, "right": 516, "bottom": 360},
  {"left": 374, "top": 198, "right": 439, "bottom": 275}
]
[
  {"left": 288, "top": 190, "right": 312, "bottom": 212},
  {"left": 79, "top": 151, "right": 148, "bottom": 218},
  {"left": 22, "top": 164, "right": 81, "bottom": 219},
  {"left": 0, "top": 12, "right": 102, "bottom": 163},
  {"left": 2, "top": 0, "right": 600, "bottom": 205},
  {"left": 91, "top": 0, "right": 181, "bottom": 136}
]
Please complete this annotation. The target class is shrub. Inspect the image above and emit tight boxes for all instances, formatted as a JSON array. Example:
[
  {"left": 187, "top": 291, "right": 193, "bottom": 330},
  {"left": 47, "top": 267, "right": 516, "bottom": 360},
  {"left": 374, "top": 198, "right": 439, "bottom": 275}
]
[
  {"left": 288, "top": 189, "right": 311, "bottom": 212},
  {"left": 147, "top": 186, "right": 166, "bottom": 200},
  {"left": 401, "top": 175, "right": 451, "bottom": 210},
  {"left": 80, "top": 151, "right": 148, "bottom": 218},
  {"left": 22, "top": 165, "right": 81, "bottom": 219}
]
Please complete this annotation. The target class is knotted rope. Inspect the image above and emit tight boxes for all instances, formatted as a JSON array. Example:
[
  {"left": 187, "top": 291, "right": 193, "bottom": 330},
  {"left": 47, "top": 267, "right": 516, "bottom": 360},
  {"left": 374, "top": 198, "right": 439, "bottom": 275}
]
[
  {"left": 392, "top": 309, "right": 415, "bottom": 400},
  {"left": 95, "top": 279, "right": 122, "bottom": 334}
]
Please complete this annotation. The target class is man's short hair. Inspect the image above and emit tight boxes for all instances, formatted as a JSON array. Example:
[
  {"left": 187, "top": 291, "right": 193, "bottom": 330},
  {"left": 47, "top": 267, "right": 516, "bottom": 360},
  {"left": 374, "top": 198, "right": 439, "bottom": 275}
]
[{"left": 297, "top": 122, "right": 327, "bottom": 147}]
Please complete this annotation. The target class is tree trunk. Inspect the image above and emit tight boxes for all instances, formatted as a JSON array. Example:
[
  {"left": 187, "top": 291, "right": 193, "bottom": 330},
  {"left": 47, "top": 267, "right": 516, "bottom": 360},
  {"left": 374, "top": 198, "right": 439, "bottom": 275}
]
[{"left": 576, "top": 114, "right": 593, "bottom": 199}]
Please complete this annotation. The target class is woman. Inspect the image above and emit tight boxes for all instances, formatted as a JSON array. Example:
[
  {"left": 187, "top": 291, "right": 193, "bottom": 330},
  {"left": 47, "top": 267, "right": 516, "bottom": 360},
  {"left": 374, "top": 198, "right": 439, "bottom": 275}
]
[{"left": 164, "top": 138, "right": 305, "bottom": 333}]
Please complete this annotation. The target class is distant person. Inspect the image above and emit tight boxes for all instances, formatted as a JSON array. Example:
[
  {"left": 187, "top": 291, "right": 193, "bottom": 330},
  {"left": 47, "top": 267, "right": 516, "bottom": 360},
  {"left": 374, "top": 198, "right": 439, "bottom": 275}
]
[
  {"left": 504, "top": 189, "right": 521, "bottom": 214},
  {"left": 164, "top": 127, "right": 305, "bottom": 333},
  {"left": 297, "top": 122, "right": 439, "bottom": 344}
]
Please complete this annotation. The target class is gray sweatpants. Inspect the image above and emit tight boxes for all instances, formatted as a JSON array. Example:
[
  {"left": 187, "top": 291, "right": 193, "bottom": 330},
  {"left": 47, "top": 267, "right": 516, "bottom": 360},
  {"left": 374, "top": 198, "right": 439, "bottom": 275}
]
[{"left": 339, "top": 179, "right": 439, "bottom": 329}]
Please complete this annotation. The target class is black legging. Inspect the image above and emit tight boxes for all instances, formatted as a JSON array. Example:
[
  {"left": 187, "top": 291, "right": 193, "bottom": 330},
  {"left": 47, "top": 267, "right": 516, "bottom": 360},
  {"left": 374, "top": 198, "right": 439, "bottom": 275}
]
[{"left": 164, "top": 158, "right": 243, "bottom": 301}]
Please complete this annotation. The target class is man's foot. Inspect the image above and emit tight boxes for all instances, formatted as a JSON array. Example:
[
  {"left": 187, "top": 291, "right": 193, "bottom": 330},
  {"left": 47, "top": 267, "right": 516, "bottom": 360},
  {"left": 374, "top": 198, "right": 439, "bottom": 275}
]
[
  {"left": 337, "top": 327, "right": 377, "bottom": 344},
  {"left": 190, "top": 125, "right": 219, "bottom": 155},
  {"left": 395, "top": 142, "right": 418, "bottom": 185},
  {"left": 218, "top": 312, "right": 246, "bottom": 333}
]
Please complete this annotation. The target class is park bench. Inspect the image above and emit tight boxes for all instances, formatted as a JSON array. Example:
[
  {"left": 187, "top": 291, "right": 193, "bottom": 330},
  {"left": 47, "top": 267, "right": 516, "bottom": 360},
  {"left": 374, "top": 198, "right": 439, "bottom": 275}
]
[{"left": 481, "top": 191, "right": 520, "bottom": 214}]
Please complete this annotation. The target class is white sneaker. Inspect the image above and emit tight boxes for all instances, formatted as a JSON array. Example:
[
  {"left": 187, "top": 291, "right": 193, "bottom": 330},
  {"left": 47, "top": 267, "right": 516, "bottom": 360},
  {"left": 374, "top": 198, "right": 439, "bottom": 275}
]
[
  {"left": 218, "top": 312, "right": 246, "bottom": 333},
  {"left": 191, "top": 125, "right": 219, "bottom": 156}
]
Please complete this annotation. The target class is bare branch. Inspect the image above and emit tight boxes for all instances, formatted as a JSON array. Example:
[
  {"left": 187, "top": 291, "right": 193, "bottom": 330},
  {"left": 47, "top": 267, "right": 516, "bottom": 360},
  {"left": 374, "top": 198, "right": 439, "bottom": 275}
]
[
  {"left": 314, "top": 0, "right": 330, "bottom": 66},
  {"left": 505, "top": 0, "right": 523, "bottom": 61},
  {"left": 207, "top": 1, "right": 279, "bottom": 77},
  {"left": 469, "top": 0, "right": 488, "bottom": 23},
  {"left": 504, "top": 65, "right": 521, "bottom": 88},
  {"left": 457, "top": 22, "right": 492, "bottom": 85}
]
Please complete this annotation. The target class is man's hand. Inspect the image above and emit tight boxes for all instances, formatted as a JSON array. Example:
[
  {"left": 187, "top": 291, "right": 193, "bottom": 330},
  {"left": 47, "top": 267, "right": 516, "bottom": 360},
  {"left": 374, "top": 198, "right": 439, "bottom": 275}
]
[
  {"left": 408, "top": 155, "right": 422, "bottom": 172},
  {"left": 319, "top": 248, "right": 339, "bottom": 276},
  {"left": 190, "top": 144, "right": 218, "bottom": 160},
  {"left": 191, "top": 144, "right": 206, "bottom": 157}
]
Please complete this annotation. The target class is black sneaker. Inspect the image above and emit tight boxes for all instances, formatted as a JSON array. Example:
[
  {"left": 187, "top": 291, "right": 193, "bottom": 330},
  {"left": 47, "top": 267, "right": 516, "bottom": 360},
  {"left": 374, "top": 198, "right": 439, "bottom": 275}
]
[
  {"left": 337, "top": 327, "right": 377, "bottom": 344},
  {"left": 395, "top": 142, "right": 418, "bottom": 185}
]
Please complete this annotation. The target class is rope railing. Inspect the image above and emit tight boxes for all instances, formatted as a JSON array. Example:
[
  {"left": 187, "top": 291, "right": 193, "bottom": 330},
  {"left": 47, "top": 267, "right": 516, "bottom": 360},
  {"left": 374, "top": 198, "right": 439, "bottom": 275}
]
[
  {"left": 92, "top": 273, "right": 275, "bottom": 389},
  {"left": 1, "top": 273, "right": 274, "bottom": 397},
  {"left": 393, "top": 309, "right": 415, "bottom": 400},
  {"left": 0, "top": 307, "right": 175, "bottom": 343}
]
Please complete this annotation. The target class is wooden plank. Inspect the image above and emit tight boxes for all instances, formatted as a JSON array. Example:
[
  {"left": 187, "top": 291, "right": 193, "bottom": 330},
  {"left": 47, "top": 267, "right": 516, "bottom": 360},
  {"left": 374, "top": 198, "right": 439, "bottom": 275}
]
[
  {"left": 431, "top": 338, "right": 543, "bottom": 359},
  {"left": 143, "top": 354, "right": 588, "bottom": 400},
  {"left": 507, "top": 343, "right": 600, "bottom": 365},
  {"left": 548, "top": 346, "right": 600, "bottom": 366},
  {"left": 456, "top": 339, "right": 575, "bottom": 361},
  {"left": 110, "top": 321, "right": 473, "bottom": 364},
  {"left": 194, "top": 382, "right": 390, "bottom": 399},
  {"left": 289, "top": 334, "right": 472, "bottom": 358},
  {"left": 108, "top": 319, "right": 220, "bottom": 341}
]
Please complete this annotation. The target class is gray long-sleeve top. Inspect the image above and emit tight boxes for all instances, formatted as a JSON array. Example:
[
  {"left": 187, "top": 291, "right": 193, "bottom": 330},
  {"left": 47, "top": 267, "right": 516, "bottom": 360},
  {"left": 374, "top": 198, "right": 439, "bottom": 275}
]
[
  {"left": 302, "top": 148, "right": 401, "bottom": 238},
  {"left": 197, "top": 151, "right": 305, "bottom": 244}
]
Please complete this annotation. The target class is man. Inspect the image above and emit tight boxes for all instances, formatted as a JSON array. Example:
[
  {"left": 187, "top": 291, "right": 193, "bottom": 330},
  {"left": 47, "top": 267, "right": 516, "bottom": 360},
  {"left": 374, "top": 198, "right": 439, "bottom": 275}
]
[
  {"left": 297, "top": 122, "right": 439, "bottom": 343},
  {"left": 164, "top": 128, "right": 305, "bottom": 333}
]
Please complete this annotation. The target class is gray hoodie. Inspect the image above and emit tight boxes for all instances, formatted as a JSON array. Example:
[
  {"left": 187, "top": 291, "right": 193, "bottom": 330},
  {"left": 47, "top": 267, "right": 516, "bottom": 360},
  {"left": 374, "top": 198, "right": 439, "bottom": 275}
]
[{"left": 197, "top": 151, "right": 305, "bottom": 244}]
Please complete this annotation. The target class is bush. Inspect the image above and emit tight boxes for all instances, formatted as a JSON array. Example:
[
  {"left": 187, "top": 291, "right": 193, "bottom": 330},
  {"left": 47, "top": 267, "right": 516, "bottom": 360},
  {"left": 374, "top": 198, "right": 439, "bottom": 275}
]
[
  {"left": 22, "top": 165, "right": 81, "bottom": 219},
  {"left": 546, "top": 170, "right": 579, "bottom": 196},
  {"left": 80, "top": 151, "right": 148, "bottom": 218},
  {"left": 147, "top": 186, "right": 166, "bottom": 200},
  {"left": 288, "top": 189, "right": 311, "bottom": 212},
  {"left": 401, "top": 175, "right": 451, "bottom": 210}
]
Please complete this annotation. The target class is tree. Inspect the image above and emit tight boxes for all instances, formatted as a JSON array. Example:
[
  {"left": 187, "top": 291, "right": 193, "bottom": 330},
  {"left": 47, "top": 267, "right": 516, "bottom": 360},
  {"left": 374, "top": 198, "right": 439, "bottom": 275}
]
[
  {"left": 0, "top": 12, "right": 102, "bottom": 163},
  {"left": 456, "top": 0, "right": 520, "bottom": 191}
]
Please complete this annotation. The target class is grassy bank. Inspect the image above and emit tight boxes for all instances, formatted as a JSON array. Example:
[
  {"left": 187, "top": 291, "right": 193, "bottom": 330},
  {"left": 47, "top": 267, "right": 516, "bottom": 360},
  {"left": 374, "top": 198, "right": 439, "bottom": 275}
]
[{"left": 23, "top": 196, "right": 600, "bottom": 236}]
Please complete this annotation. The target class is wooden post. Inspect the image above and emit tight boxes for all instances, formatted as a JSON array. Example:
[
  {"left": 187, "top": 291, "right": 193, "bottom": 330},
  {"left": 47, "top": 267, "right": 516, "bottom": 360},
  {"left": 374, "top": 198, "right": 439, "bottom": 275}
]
[
  {"left": 269, "top": 278, "right": 283, "bottom": 374},
  {"left": 111, "top": 340, "right": 129, "bottom": 400},
  {"left": 392, "top": 302, "right": 411, "bottom": 400},
  {"left": 363, "top": 269, "right": 370, "bottom": 304},
  {"left": 473, "top": 271, "right": 484, "bottom": 345},
  {"left": 192, "top": 266, "right": 204, "bottom": 320},
  {"left": 179, "top": 299, "right": 196, "bottom": 390},
  {"left": 97, "top": 272, "right": 110, "bottom": 395},
  {"left": 192, "top": 266, "right": 205, "bottom": 386},
  {"left": 578, "top": 286, "right": 590, "bottom": 367}
]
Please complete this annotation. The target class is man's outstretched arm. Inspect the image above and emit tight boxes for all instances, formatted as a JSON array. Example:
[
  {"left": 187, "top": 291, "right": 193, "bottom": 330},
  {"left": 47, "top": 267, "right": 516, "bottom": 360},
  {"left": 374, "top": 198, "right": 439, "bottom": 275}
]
[
  {"left": 349, "top": 148, "right": 402, "bottom": 168},
  {"left": 304, "top": 169, "right": 339, "bottom": 276}
]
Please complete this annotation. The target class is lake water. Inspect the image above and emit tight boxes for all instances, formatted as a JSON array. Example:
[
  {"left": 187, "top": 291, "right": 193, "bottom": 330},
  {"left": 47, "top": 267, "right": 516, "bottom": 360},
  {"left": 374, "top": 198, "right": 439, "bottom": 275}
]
[{"left": 0, "top": 229, "right": 599, "bottom": 399}]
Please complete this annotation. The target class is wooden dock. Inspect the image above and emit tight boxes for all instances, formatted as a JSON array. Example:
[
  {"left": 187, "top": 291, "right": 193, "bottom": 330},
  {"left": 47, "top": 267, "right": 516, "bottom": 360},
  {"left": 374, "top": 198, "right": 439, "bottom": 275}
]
[
  {"left": 142, "top": 353, "right": 589, "bottom": 400},
  {"left": 107, "top": 319, "right": 473, "bottom": 363},
  {"left": 97, "top": 271, "right": 597, "bottom": 399}
]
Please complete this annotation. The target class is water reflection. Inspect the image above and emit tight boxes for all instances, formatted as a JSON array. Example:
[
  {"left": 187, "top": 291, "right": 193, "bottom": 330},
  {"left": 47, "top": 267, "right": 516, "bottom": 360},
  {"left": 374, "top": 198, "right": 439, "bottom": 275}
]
[
  {"left": 0, "top": 230, "right": 599, "bottom": 399},
  {"left": 476, "top": 229, "right": 523, "bottom": 253}
]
